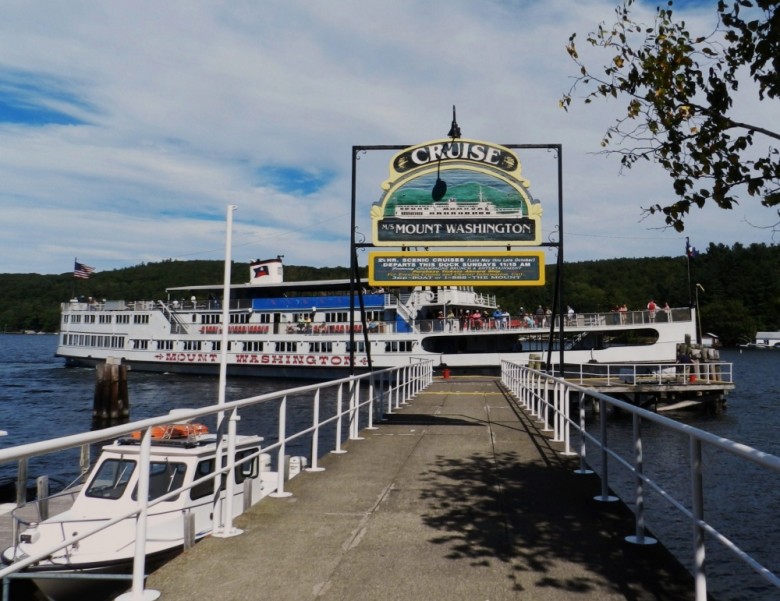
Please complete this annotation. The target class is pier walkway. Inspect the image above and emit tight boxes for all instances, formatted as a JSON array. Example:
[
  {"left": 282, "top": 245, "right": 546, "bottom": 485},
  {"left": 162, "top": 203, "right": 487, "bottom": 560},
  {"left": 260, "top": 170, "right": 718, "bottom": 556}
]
[{"left": 147, "top": 378, "right": 696, "bottom": 601}]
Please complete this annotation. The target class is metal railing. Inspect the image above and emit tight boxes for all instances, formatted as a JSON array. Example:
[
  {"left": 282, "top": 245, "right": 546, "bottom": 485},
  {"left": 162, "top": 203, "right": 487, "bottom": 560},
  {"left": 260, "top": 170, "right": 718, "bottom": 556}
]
[
  {"left": 500, "top": 360, "right": 780, "bottom": 601},
  {"left": 0, "top": 361, "right": 433, "bottom": 600},
  {"left": 559, "top": 361, "right": 733, "bottom": 386}
]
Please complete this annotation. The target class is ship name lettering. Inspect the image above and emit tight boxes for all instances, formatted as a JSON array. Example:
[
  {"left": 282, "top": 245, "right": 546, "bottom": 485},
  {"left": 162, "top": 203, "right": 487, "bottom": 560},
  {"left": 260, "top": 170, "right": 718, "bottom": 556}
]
[{"left": 245, "top": 353, "right": 355, "bottom": 366}]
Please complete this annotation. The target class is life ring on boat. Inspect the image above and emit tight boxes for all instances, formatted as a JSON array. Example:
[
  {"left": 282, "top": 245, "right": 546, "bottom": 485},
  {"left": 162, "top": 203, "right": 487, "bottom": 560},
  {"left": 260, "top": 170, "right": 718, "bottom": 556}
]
[{"left": 130, "top": 423, "right": 208, "bottom": 440}]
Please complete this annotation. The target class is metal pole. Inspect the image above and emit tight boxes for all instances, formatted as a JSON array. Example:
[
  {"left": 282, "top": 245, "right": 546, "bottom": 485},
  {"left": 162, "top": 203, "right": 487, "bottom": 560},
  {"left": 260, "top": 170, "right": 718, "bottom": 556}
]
[
  {"left": 117, "top": 428, "right": 159, "bottom": 601},
  {"left": 691, "top": 437, "right": 707, "bottom": 601}
]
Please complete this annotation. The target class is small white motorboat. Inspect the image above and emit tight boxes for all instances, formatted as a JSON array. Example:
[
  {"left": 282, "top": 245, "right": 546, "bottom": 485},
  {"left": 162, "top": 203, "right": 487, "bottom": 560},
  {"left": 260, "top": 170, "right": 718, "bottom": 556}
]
[{"left": 2, "top": 419, "right": 279, "bottom": 600}]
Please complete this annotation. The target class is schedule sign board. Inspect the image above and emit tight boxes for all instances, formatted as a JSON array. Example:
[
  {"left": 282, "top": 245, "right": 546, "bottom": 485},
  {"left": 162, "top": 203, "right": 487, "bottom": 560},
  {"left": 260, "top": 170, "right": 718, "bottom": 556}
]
[{"left": 369, "top": 251, "right": 545, "bottom": 287}]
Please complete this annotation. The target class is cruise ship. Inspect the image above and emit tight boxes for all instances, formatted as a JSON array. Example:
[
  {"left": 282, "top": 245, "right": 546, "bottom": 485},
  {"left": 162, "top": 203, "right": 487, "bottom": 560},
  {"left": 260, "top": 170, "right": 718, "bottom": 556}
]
[
  {"left": 56, "top": 257, "right": 699, "bottom": 379},
  {"left": 393, "top": 197, "right": 522, "bottom": 219}
]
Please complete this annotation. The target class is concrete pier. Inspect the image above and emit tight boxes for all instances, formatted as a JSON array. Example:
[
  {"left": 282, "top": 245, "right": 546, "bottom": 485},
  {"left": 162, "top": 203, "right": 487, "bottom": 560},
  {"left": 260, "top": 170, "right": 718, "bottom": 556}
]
[{"left": 147, "top": 378, "right": 696, "bottom": 600}]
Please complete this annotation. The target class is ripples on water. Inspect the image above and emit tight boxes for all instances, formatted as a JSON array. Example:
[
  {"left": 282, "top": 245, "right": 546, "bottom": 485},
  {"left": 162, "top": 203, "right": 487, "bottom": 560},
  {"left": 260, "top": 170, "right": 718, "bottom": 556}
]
[{"left": 1, "top": 337, "right": 778, "bottom": 600}]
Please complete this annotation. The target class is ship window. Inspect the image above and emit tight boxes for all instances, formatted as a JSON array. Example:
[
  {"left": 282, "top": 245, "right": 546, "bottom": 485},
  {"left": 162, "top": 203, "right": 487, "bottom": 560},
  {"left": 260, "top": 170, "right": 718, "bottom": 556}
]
[
  {"left": 133, "top": 315, "right": 150, "bottom": 324},
  {"left": 311, "top": 341, "right": 333, "bottom": 353},
  {"left": 132, "top": 339, "right": 149, "bottom": 350},
  {"left": 116, "top": 314, "right": 130, "bottom": 324},
  {"left": 384, "top": 341, "right": 413, "bottom": 353},
  {"left": 244, "top": 341, "right": 264, "bottom": 352},
  {"left": 325, "top": 312, "right": 348, "bottom": 323},
  {"left": 71, "top": 315, "right": 82, "bottom": 324},
  {"left": 131, "top": 461, "right": 187, "bottom": 502},
  {"left": 156, "top": 340, "right": 175, "bottom": 350},
  {"left": 99, "top": 315, "right": 112, "bottom": 324},
  {"left": 86, "top": 459, "right": 136, "bottom": 500},
  {"left": 345, "top": 341, "right": 365, "bottom": 353},
  {"left": 184, "top": 340, "right": 202, "bottom": 351},
  {"left": 275, "top": 341, "right": 298, "bottom": 352}
]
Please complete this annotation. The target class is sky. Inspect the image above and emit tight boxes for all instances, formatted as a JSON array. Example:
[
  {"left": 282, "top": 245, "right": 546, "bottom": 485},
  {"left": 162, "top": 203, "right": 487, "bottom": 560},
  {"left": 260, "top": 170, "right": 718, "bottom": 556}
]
[{"left": 0, "top": 0, "right": 777, "bottom": 277}]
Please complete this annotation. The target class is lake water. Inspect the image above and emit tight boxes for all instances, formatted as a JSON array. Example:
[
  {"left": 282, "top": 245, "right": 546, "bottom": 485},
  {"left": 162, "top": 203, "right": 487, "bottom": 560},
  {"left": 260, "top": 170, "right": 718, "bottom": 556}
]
[{"left": 0, "top": 334, "right": 778, "bottom": 600}]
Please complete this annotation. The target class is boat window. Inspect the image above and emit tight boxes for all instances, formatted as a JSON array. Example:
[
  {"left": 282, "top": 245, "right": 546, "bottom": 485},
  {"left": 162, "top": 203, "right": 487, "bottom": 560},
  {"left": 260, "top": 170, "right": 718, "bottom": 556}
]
[
  {"left": 132, "top": 461, "right": 187, "bottom": 502},
  {"left": 235, "top": 449, "right": 258, "bottom": 483},
  {"left": 190, "top": 458, "right": 223, "bottom": 500},
  {"left": 85, "top": 459, "right": 137, "bottom": 500},
  {"left": 191, "top": 451, "right": 258, "bottom": 499}
]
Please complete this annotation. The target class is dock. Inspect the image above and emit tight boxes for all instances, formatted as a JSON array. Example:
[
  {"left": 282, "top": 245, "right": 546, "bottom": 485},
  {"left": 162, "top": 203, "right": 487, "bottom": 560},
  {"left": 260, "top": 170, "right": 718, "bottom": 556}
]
[{"left": 146, "top": 377, "right": 696, "bottom": 601}]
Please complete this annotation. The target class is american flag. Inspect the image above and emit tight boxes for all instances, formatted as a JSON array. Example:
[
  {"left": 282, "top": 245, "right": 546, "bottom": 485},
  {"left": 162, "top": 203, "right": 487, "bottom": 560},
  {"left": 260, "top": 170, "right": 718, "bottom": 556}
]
[
  {"left": 685, "top": 237, "right": 698, "bottom": 259},
  {"left": 74, "top": 261, "right": 95, "bottom": 279}
]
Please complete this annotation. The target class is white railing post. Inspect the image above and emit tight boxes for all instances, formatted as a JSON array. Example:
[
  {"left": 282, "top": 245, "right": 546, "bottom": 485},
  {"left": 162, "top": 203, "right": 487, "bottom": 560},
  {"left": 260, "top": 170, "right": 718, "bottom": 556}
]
[
  {"left": 214, "top": 408, "right": 242, "bottom": 538},
  {"left": 117, "top": 427, "right": 159, "bottom": 601},
  {"left": 271, "top": 396, "right": 292, "bottom": 498},
  {"left": 308, "top": 389, "right": 325, "bottom": 470},
  {"left": 691, "top": 437, "right": 708, "bottom": 601},
  {"left": 366, "top": 376, "right": 378, "bottom": 431},
  {"left": 625, "top": 413, "right": 656, "bottom": 546},
  {"left": 561, "top": 384, "right": 574, "bottom": 456},
  {"left": 574, "top": 391, "right": 593, "bottom": 474},
  {"left": 332, "top": 383, "right": 346, "bottom": 455},
  {"left": 594, "top": 399, "right": 618, "bottom": 503}
]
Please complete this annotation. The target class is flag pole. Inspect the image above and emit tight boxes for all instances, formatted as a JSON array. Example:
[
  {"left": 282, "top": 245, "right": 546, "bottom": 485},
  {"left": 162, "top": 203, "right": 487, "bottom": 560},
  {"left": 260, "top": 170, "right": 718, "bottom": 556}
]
[{"left": 685, "top": 238, "right": 693, "bottom": 307}]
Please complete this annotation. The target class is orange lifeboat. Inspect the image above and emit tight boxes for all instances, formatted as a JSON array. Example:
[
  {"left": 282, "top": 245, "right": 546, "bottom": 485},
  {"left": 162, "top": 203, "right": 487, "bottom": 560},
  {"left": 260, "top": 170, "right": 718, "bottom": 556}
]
[{"left": 130, "top": 423, "right": 208, "bottom": 440}]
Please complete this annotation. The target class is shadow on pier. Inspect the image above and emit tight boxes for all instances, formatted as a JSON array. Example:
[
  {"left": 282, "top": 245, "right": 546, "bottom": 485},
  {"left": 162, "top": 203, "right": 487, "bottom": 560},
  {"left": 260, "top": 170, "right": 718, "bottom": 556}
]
[{"left": 146, "top": 378, "right": 699, "bottom": 600}]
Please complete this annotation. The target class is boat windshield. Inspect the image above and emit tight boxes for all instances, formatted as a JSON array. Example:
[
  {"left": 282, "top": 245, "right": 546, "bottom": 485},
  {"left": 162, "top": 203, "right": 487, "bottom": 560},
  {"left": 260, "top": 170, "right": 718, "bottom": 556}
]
[
  {"left": 132, "top": 461, "right": 187, "bottom": 502},
  {"left": 85, "top": 459, "right": 136, "bottom": 500}
]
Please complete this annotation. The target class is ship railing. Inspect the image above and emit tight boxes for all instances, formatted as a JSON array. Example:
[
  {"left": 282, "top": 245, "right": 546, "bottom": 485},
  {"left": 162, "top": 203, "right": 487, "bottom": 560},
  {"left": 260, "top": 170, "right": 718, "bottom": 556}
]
[
  {"left": 500, "top": 360, "right": 778, "bottom": 601},
  {"left": 0, "top": 361, "right": 435, "bottom": 600},
  {"left": 558, "top": 361, "right": 733, "bottom": 386},
  {"left": 156, "top": 301, "right": 189, "bottom": 335}
]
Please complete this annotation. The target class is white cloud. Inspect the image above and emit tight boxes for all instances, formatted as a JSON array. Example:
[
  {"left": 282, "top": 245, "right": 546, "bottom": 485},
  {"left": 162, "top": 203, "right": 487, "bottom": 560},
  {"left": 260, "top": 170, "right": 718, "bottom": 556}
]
[{"left": 0, "top": 0, "right": 775, "bottom": 276}]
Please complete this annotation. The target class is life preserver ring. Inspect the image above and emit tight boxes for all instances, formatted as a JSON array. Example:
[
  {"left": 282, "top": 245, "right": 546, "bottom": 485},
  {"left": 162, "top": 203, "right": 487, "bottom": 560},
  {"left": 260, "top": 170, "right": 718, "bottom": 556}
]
[{"left": 130, "top": 423, "right": 208, "bottom": 440}]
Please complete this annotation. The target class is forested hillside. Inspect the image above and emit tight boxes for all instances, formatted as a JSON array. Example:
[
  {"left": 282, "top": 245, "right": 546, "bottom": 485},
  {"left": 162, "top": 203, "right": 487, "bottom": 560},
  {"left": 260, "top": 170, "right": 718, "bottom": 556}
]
[{"left": 0, "top": 243, "right": 777, "bottom": 346}]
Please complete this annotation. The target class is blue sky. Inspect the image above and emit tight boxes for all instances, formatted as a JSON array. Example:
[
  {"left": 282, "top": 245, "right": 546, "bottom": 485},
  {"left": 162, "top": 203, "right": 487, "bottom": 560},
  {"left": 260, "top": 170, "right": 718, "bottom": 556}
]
[{"left": 0, "top": 0, "right": 775, "bottom": 276}]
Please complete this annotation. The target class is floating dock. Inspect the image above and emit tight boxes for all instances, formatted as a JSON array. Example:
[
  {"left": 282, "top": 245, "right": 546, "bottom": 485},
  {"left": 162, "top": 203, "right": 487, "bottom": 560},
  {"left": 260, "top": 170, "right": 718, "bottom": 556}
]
[{"left": 146, "top": 378, "right": 697, "bottom": 600}]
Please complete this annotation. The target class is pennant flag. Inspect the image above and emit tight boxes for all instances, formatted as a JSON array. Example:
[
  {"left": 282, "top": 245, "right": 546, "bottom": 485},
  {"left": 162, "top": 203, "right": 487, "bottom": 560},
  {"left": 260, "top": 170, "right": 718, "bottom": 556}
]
[
  {"left": 74, "top": 261, "right": 95, "bottom": 279},
  {"left": 252, "top": 264, "right": 269, "bottom": 278},
  {"left": 685, "top": 237, "right": 698, "bottom": 259}
]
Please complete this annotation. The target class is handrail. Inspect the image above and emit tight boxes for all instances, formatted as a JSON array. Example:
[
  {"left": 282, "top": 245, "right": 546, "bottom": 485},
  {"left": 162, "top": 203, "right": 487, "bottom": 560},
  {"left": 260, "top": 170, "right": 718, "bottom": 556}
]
[
  {"left": 0, "top": 361, "right": 434, "bottom": 599},
  {"left": 500, "top": 360, "right": 779, "bottom": 601}
]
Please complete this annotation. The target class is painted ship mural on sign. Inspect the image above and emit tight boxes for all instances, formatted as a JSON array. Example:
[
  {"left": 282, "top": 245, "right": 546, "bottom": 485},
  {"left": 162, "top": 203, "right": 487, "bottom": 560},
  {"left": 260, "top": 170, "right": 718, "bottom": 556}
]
[{"left": 371, "top": 139, "right": 542, "bottom": 246}]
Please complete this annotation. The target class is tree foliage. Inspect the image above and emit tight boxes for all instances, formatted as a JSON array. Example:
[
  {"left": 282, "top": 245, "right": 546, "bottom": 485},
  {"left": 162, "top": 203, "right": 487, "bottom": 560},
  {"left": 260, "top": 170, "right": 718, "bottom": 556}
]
[
  {"left": 0, "top": 245, "right": 777, "bottom": 347},
  {"left": 561, "top": 0, "right": 780, "bottom": 232}
]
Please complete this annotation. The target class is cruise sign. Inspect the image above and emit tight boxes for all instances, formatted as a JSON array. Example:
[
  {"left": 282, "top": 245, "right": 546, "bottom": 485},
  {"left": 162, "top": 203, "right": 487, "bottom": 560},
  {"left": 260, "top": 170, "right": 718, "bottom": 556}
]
[{"left": 370, "top": 138, "right": 542, "bottom": 247}]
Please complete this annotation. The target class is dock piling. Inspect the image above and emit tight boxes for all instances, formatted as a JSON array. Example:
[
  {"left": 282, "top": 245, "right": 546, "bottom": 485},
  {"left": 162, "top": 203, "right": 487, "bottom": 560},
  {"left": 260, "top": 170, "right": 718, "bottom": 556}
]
[{"left": 93, "top": 357, "right": 130, "bottom": 420}]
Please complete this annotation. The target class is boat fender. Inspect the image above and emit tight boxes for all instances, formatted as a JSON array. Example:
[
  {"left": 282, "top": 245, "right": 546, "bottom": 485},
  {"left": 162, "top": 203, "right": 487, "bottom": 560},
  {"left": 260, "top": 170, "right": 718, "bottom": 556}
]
[{"left": 286, "top": 456, "right": 308, "bottom": 480}]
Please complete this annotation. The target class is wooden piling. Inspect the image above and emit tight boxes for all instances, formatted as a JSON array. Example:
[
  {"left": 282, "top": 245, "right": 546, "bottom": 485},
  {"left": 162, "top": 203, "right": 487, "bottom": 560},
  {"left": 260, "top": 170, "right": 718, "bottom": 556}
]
[{"left": 93, "top": 357, "right": 130, "bottom": 420}]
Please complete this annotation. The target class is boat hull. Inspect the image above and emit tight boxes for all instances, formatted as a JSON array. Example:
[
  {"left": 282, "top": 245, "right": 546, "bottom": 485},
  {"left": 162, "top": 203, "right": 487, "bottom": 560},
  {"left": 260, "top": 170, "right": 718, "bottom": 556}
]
[{"left": 2, "top": 546, "right": 180, "bottom": 601}]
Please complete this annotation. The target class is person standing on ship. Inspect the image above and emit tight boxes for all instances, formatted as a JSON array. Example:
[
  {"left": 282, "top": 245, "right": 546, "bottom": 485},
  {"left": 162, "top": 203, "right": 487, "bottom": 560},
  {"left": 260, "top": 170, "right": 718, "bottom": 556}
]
[
  {"left": 647, "top": 299, "right": 657, "bottom": 322},
  {"left": 493, "top": 307, "right": 504, "bottom": 329}
]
